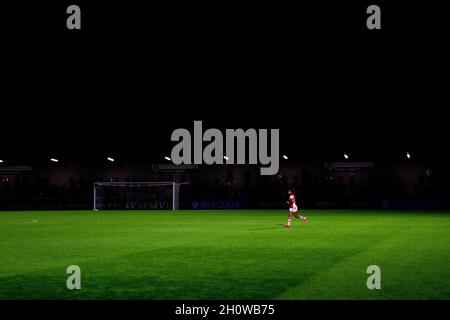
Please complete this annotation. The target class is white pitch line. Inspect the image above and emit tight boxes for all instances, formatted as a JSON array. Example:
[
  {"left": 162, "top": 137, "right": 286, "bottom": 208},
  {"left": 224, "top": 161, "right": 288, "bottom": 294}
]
[{"left": 10, "top": 219, "right": 39, "bottom": 224}]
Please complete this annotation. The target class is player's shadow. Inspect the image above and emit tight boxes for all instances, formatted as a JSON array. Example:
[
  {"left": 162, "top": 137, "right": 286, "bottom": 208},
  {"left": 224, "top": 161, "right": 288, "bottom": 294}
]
[{"left": 246, "top": 225, "right": 287, "bottom": 231}]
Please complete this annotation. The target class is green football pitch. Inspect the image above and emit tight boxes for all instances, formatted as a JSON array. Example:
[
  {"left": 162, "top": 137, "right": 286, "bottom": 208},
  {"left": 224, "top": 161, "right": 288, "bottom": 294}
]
[{"left": 0, "top": 210, "right": 449, "bottom": 300}]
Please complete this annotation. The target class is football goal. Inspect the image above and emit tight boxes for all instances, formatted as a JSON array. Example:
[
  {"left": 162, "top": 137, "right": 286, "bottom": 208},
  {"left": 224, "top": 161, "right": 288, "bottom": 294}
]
[{"left": 93, "top": 182, "right": 187, "bottom": 211}]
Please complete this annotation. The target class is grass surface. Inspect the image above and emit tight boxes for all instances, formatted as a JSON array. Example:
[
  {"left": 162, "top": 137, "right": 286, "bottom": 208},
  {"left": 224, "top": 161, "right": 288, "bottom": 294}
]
[{"left": 0, "top": 210, "right": 449, "bottom": 300}]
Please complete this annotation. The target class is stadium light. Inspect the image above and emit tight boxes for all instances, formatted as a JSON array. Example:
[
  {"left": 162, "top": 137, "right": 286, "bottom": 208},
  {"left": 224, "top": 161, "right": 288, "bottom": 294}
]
[
  {"left": 224, "top": 156, "right": 229, "bottom": 161},
  {"left": 344, "top": 153, "right": 349, "bottom": 159},
  {"left": 107, "top": 157, "right": 115, "bottom": 162},
  {"left": 0, "top": 159, "right": 3, "bottom": 163},
  {"left": 283, "top": 155, "right": 288, "bottom": 160},
  {"left": 164, "top": 156, "right": 171, "bottom": 161},
  {"left": 50, "top": 158, "right": 59, "bottom": 163},
  {"left": 406, "top": 152, "right": 411, "bottom": 159}
]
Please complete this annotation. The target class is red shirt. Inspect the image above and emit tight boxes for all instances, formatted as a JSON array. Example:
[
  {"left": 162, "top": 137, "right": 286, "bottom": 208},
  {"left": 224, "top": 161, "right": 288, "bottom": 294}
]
[{"left": 288, "top": 194, "right": 296, "bottom": 208}]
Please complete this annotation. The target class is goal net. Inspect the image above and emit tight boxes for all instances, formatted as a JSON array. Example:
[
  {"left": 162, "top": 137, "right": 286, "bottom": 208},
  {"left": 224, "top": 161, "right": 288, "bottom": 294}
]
[{"left": 93, "top": 182, "right": 187, "bottom": 211}]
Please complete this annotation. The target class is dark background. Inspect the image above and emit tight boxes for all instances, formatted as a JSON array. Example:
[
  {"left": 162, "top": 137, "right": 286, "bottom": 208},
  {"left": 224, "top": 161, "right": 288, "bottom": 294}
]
[
  {"left": 1, "top": 1, "right": 448, "bottom": 157},
  {"left": 1, "top": 1, "right": 449, "bottom": 210}
]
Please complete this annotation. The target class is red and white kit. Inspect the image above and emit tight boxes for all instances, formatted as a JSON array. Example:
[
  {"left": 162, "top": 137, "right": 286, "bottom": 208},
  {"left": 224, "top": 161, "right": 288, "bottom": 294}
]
[
  {"left": 288, "top": 194, "right": 298, "bottom": 213},
  {"left": 285, "top": 191, "right": 308, "bottom": 228}
]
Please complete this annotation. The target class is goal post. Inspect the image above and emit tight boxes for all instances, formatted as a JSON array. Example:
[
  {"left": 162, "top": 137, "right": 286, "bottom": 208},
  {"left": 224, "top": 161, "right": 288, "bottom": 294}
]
[{"left": 93, "top": 182, "right": 188, "bottom": 211}]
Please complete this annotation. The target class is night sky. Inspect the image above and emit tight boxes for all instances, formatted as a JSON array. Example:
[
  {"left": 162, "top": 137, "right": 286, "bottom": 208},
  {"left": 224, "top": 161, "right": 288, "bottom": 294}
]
[{"left": 1, "top": 1, "right": 448, "bottom": 164}]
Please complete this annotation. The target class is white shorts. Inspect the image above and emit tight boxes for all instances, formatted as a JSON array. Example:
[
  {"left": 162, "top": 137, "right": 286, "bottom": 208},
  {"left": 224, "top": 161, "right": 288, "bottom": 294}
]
[{"left": 289, "top": 205, "right": 298, "bottom": 213}]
